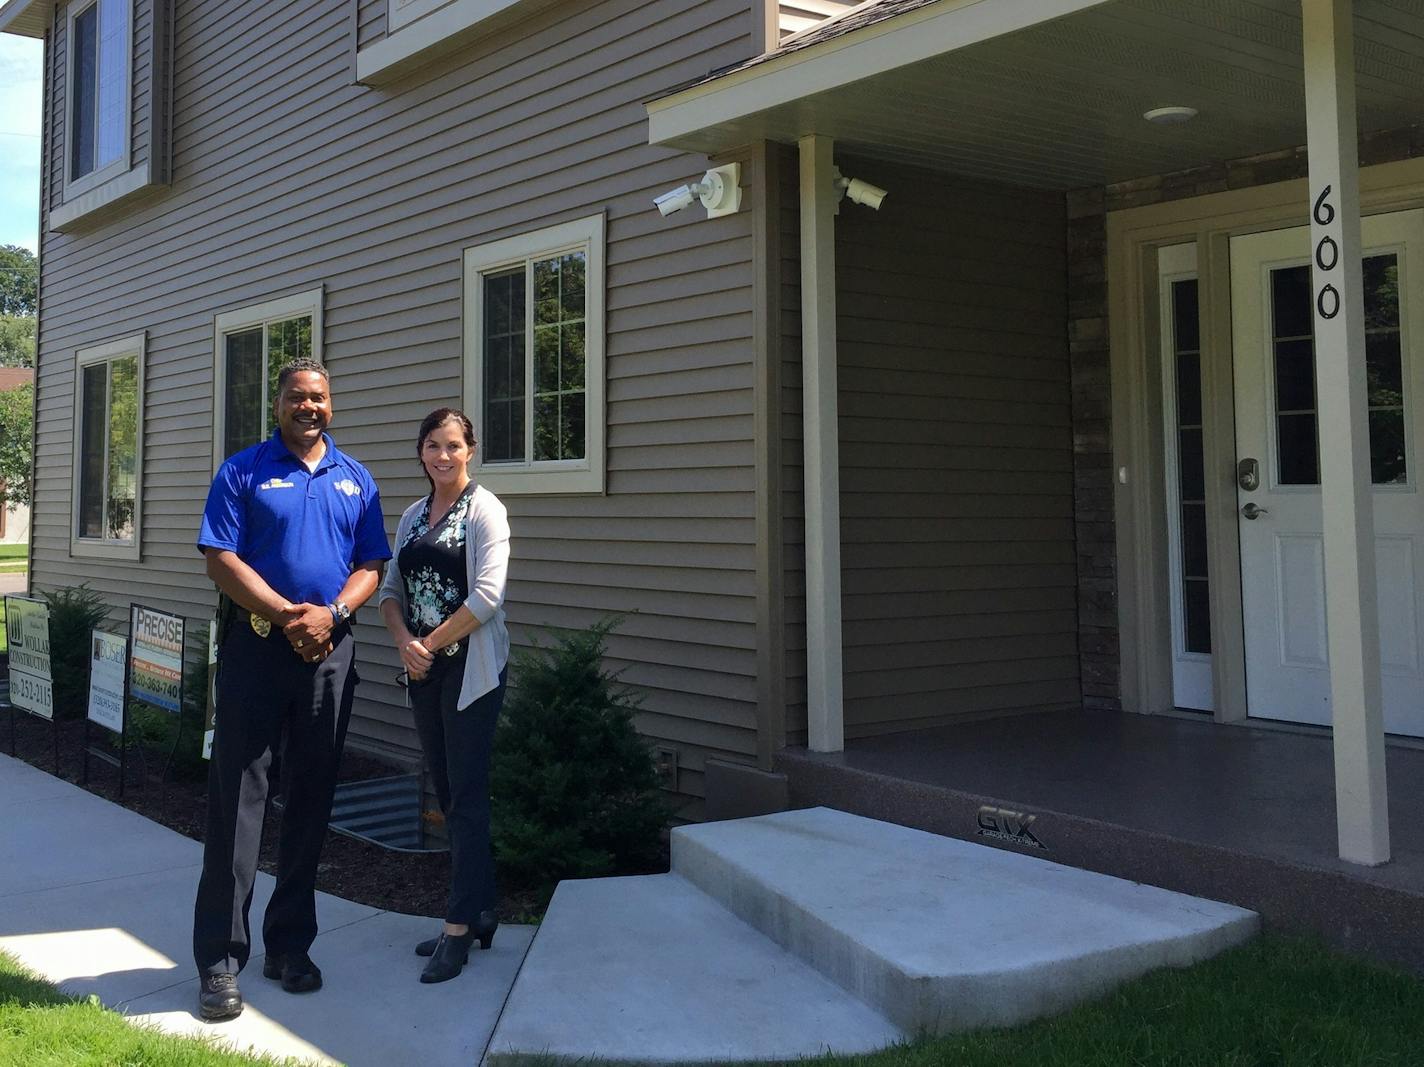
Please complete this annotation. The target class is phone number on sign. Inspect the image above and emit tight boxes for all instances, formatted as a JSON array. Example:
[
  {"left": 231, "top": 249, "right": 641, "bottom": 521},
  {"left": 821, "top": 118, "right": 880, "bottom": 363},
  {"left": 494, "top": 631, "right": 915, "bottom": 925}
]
[{"left": 11, "top": 673, "right": 53, "bottom": 716}]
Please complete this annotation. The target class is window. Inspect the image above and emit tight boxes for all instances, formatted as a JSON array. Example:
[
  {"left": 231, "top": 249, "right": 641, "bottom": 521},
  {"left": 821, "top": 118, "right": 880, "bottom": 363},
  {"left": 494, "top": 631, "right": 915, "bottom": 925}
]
[
  {"left": 1267, "top": 254, "right": 1406, "bottom": 486},
  {"left": 65, "top": 0, "right": 131, "bottom": 192},
  {"left": 212, "top": 289, "right": 323, "bottom": 466},
  {"left": 463, "top": 215, "right": 605, "bottom": 495},
  {"left": 71, "top": 334, "right": 144, "bottom": 559}
]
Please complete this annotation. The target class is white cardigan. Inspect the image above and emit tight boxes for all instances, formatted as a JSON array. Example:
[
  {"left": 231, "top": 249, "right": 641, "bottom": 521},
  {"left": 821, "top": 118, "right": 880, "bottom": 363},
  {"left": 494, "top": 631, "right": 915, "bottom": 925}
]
[{"left": 378, "top": 484, "right": 511, "bottom": 709}]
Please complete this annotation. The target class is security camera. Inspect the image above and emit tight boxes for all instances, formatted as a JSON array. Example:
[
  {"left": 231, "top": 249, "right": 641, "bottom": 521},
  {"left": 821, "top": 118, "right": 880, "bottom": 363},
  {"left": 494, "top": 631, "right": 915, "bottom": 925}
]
[
  {"left": 833, "top": 167, "right": 887, "bottom": 211},
  {"left": 844, "top": 177, "right": 887, "bottom": 210},
  {"left": 655, "top": 185, "right": 698, "bottom": 217},
  {"left": 654, "top": 163, "right": 742, "bottom": 219}
]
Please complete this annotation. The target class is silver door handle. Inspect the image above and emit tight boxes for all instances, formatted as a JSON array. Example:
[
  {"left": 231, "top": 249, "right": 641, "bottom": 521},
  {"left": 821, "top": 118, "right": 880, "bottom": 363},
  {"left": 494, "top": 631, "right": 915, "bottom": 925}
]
[{"left": 1241, "top": 502, "right": 1268, "bottom": 520}]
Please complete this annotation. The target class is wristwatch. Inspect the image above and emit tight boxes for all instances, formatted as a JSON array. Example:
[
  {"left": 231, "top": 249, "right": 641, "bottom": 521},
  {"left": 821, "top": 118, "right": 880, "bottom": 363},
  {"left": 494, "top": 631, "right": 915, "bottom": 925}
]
[{"left": 328, "top": 601, "right": 351, "bottom": 625}]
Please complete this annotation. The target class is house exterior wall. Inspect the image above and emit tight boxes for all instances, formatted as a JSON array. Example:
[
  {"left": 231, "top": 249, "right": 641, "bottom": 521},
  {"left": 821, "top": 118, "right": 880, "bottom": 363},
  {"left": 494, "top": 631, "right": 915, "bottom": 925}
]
[
  {"left": 30, "top": 0, "right": 760, "bottom": 811},
  {"left": 1073, "top": 123, "right": 1424, "bottom": 714},
  {"left": 778, "top": 151, "right": 1079, "bottom": 740}
]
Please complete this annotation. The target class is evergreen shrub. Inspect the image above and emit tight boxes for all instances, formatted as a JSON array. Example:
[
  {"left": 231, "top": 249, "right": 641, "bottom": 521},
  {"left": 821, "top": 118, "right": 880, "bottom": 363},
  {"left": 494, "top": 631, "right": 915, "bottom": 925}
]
[
  {"left": 40, "top": 584, "right": 109, "bottom": 720},
  {"left": 491, "top": 619, "right": 669, "bottom": 903}
]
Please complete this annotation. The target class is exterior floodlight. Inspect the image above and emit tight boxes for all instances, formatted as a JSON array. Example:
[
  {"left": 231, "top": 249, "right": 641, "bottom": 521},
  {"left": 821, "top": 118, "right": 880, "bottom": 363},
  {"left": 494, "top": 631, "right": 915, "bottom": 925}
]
[
  {"left": 654, "top": 163, "right": 742, "bottom": 219},
  {"left": 833, "top": 167, "right": 887, "bottom": 211}
]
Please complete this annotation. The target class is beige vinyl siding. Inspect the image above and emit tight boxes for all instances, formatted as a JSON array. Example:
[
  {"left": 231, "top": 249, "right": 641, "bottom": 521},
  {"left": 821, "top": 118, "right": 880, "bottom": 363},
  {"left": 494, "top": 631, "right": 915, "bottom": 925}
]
[
  {"left": 776, "top": 153, "right": 1078, "bottom": 740},
  {"left": 31, "top": 0, "right": 759, "bottom": 808}
]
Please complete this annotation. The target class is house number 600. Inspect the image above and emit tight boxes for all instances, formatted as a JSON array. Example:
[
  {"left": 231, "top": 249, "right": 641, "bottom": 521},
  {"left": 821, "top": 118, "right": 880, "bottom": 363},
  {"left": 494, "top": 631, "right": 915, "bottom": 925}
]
[{"left": 1313, "top": 185, "right": 1340, "bottom": 320}]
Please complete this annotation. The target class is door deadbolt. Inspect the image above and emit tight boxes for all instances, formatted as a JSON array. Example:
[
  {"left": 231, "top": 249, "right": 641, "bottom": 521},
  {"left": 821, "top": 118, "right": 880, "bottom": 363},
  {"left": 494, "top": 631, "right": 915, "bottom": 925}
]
[{"left": 1237, "top": 458, "right": 1260, "bottom": 492}]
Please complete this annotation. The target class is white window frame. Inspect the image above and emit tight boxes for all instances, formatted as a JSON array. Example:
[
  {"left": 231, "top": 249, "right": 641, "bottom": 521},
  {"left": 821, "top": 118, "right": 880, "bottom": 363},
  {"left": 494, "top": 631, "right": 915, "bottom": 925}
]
[
  {"left": 463, "top": 214, "right": 606, "bottom": 496},
  {"left": 70, "top": 332, "right": 145, "bottom": 560},
  {"left": 62, "top": 0, "right": 133, "bottom": 201},
  {"left": 211, "top": 288, "right": 324, "bottom": 471}
]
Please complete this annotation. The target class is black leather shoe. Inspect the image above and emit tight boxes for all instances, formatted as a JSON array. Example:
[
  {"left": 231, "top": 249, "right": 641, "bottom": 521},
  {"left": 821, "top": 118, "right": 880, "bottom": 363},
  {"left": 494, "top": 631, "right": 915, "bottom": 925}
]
[
  {"left": 420, "top": 930, "right": 477, "bottom": 983},
  {"left": 198, "top": 972, "right": 242, "bottom": 1020},
  {"left": 262, "top": 951, "right": 323, "bottom": 993},
  {"left": 416, "top": 911, "right": 498, "bottom": 957}
]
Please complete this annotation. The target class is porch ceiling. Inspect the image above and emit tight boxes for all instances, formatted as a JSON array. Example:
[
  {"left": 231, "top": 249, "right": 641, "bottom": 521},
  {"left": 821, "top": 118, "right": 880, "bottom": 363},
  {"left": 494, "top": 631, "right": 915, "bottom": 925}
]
[{"left": 648, "top": 0, "right": 1424, "bottom": 190}]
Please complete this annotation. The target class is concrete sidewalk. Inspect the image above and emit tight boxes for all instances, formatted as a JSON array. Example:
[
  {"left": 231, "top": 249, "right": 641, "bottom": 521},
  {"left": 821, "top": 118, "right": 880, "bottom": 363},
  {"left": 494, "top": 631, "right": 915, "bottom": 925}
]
[{"left": 0, "top": 752, "right": 533, "bottom": 1066}]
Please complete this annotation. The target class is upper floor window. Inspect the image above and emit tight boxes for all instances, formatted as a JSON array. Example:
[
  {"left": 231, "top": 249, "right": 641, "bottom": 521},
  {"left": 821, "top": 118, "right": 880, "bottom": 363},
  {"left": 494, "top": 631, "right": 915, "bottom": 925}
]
[
  {"left": 212, "top": 289, "right": 323, "bottom": 465},
  {"left": 66, "top": 0, "right": 131, "bottom": 190},
  {"left": 72, "top": 333, "right": 144, "bottom": 559},
  {"left": 463, "top": 216, "right": 605, "bottom": 495}
]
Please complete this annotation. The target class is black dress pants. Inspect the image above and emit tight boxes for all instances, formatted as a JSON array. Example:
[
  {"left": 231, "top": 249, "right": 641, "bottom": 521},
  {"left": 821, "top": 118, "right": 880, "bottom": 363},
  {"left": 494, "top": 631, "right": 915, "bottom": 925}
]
[
  {"left": 409, "top": 653, "right": 505, "bottom": 924},
  {"left": 192, "top": 621, "right": 357, "bottom": 976}
]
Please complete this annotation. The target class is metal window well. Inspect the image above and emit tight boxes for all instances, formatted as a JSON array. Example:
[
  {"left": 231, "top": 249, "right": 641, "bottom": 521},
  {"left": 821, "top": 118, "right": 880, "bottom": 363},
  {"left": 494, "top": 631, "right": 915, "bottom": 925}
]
[{"left": 327, "top": 773, "right": 447, "bottom": 853}]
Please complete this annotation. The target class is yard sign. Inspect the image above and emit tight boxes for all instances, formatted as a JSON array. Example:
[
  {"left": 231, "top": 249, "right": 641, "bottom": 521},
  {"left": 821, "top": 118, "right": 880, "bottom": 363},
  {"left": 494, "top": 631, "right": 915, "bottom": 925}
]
[{"left": 5, "top": 596, "right": 53, "bottom": 720}]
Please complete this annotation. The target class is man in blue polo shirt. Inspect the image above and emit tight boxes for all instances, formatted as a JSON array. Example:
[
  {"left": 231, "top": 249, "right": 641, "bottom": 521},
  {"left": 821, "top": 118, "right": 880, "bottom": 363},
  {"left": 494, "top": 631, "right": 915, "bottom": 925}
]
[{"left": 193, "top": 358, "right": 391, "bottom": 1021}]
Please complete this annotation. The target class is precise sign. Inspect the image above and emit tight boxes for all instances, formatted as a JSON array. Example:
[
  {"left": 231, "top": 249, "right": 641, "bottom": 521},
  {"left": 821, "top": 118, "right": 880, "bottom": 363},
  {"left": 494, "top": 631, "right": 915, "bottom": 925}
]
[
  {"left": 129, "top": 604, "right": 184, "bottom": 714},
  {"left": 87, "top": 630, "right": 128, "bottom": 734},
  {"left": 5, "top": 596, "right": 53, "bottom": 720}
]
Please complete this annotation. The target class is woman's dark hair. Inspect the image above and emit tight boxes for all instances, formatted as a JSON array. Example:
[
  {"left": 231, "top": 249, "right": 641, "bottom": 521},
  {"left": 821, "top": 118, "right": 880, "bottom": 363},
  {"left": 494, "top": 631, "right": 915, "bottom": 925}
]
[{"left": 416, "top": 408, "right": 477, "bottom": 492}]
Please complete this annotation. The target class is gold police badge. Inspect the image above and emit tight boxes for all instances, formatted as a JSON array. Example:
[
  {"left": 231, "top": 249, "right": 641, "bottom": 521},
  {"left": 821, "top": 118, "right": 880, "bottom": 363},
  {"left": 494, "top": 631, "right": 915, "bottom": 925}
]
[{"left": 249, "top": 613, "right": 272, "bottom": 638}]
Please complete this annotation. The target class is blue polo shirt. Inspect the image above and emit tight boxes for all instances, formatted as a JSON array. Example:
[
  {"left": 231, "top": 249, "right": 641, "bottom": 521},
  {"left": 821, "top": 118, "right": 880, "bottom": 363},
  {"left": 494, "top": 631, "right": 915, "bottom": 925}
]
[{"left": 198, "top": 431, "right": 391, "bottom": 607}]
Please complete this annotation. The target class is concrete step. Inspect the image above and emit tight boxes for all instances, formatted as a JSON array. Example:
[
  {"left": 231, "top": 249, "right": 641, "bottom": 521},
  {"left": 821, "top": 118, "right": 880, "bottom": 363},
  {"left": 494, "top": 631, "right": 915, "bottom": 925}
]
[
  {"left": 672, "top": 807, "right": 1259, "bottom": 1034},
  {"left": 485, "top": 873, "right": 906, "bottom": 1064}
]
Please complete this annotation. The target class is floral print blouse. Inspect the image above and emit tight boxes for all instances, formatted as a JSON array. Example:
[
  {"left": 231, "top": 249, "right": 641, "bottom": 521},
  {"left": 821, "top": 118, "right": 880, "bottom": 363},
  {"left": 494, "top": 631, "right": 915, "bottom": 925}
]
[{"left": 397, "top": 483, "right": 477, "bottom": 635}]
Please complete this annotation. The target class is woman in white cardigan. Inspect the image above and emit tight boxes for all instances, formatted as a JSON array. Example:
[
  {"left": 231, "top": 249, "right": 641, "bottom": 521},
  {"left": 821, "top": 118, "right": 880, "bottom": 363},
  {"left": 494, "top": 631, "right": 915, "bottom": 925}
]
[{"left": 378, "top": 407, "right": 510, "bottom": 984}]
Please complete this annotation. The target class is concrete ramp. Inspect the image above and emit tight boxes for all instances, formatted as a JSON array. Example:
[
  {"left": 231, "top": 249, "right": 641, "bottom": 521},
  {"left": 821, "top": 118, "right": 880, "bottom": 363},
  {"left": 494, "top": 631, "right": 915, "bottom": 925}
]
[
  {"left": 673, "top": 807, "right": 1259, "bottom": 1033},
  {"left": 490, "top": 807, "right": 1257, "bottom": 1061}
]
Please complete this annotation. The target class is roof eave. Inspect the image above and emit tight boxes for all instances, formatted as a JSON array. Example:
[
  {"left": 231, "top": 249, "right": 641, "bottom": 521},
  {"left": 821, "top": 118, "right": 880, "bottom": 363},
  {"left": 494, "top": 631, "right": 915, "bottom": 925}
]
[
  {"left": 646, "top": 0, "right": 1111, "bottom": 153},
  {"left": 0, "top": 0, "right": 51, "bottom": 38}
]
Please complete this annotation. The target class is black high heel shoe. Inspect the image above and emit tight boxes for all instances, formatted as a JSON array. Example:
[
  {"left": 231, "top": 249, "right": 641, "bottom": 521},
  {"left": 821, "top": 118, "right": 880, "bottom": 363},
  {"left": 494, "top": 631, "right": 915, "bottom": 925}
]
[
  {"left": 415, "top": 911, "right": 498, "bottom": 957},
  {"left": 420, "top": 929, "right": 476, "bottom": 983}
]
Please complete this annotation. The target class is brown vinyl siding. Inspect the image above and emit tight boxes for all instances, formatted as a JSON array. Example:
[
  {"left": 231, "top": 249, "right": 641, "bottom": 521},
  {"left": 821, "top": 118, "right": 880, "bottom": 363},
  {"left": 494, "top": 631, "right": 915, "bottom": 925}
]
[
  {"left": 777, "top": 154, "right": 1078, "bottom": 739},
  {"left": 357, "top": 0, "right": 387, "bottom": 49},
  {"left": 30, "top": 0, "right": 758, "bottom": 807},
  {"left": 835, "top": 160, "right": 1078, "bottom": 734}
]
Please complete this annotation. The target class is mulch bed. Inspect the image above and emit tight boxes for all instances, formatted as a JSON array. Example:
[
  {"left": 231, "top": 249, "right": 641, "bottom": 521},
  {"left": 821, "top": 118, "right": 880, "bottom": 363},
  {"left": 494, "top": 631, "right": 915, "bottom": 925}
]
[{"left": 3, "top": 698, "right": 539, "bottom": 924}]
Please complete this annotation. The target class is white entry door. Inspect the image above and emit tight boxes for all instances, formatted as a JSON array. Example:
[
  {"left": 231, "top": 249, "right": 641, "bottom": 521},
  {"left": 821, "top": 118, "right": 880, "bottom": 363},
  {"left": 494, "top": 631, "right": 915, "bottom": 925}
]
[{"left": 1231, "top": 210, "right": 1424, "bottom": 736}]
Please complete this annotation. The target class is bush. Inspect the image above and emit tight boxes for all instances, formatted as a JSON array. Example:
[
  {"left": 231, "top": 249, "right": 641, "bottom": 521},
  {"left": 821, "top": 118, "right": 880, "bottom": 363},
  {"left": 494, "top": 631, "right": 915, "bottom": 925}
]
[
  {"left": 491, "top": 619, "right": 669, "bottom": 903},
  {"left": 39, "top": 584, "right": 109, "bottom": 720}
]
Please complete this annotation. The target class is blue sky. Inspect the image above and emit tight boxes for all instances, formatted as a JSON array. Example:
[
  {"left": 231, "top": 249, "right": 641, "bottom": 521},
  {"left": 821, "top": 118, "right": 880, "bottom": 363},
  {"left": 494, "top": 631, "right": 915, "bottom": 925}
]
[{"left": 0, "top": 34, "right": 43, "bottom": 254}]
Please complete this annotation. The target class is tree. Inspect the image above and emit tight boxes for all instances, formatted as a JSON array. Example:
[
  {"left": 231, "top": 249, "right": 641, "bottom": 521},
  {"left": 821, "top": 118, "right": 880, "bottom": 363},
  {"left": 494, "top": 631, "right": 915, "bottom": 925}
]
[
  {"left": 0, "top": 246, "right": 37, "bottom": 316},
  {"left": 0, "top": 314, "right": 35, "bottom": 368},
  {"left": 0, "top": 382, "right": 34, "bottom": 510}
]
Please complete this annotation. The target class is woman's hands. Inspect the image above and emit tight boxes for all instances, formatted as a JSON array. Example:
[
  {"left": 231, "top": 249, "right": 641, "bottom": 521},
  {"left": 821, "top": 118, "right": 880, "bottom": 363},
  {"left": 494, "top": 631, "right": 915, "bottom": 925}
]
[{"left": 401, "top": 637, "right": 435, "bottom": 681}]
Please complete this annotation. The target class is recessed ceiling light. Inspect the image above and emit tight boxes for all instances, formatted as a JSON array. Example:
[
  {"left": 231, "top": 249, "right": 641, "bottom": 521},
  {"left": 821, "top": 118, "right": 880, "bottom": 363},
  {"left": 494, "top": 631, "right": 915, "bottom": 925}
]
[{"left": 1144, "top": 106, "right": 1198, "bottom": 125}]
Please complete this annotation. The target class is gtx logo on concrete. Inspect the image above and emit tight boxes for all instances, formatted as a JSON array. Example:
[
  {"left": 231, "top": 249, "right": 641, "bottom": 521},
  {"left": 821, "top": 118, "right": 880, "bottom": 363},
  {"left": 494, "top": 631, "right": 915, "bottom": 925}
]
[{"left": 976, "top": 805, "right": 1045, "bottom": 850}]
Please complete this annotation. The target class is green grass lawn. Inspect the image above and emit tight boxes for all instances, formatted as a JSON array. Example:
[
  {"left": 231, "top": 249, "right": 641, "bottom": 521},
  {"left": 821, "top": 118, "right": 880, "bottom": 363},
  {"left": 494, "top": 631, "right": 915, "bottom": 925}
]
[
  {"left": 0, "top": 544, "right": 27, "bottom": 560},
  {"left": 0, "top": 951, "right": 313, "bottom": 1067},
  {"left": 4, "top": 932, "right": 1423, "bottom": 1067},
  {"left": 502, "top": 936, "right": 1424, "bottom": 1067}
]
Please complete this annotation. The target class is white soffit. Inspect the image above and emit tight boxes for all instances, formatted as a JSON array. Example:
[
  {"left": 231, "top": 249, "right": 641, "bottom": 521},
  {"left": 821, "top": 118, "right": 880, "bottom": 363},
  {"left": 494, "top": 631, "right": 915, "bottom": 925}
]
[
  {"left": 0, "top": 0, "right": 50, "bottom": 37},
  {"left": 648, "top": 0, "right": 1424, "bottom": 191}
]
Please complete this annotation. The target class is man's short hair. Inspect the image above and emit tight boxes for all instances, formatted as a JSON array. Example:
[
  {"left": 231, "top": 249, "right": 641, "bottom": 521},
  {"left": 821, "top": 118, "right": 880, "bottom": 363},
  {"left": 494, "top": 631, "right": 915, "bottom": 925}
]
[{"left": 274, "top": 358, "right": 330, "bottom": 395}]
